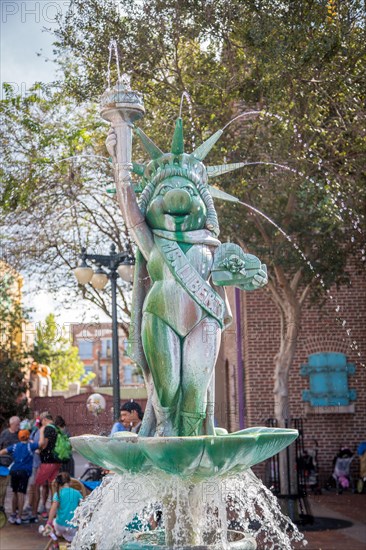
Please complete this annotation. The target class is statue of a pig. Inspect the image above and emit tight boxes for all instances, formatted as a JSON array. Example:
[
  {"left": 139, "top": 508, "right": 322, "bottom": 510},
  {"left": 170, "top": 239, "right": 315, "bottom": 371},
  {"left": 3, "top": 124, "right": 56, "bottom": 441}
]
[{"left": 106, "top": 118, "right": 267, "bottom": 437}]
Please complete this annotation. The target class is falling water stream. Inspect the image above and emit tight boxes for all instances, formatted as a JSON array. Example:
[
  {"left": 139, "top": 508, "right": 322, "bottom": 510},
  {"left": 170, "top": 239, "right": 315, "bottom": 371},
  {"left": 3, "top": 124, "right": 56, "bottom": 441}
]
[
  {"left": 226, "top": 111, "right": 364, "bottom": 248},
  {"left": 222, "top": 112, "right": 261, "bottom": 131},
  {"left": 107, "top": 39, "right": 121, "bottom": 89},
  {"left": 236, "top": 198, "right": 364, "bottom": 367},
  {"left": 215, "top": 109, "right": 364, "bottom": 366},
  {"left": 179, "top": 91, "right": 196, "bottom": 149},
  {"left": 71, "top": 470, "right": 306, "bottom": 550}
]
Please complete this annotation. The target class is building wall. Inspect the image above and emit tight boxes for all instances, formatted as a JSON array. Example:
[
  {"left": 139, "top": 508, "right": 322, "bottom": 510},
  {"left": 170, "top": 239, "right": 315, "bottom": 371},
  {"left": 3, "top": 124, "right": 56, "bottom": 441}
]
[
  {"left": 0, "top": 261, "right": 37, "bottom": 406},
  {"left": 215, "top": 287, "right": 242, "bottom": 432},
  {"left": 71, "top": 322, "right": 144, "bottom": 388},
  {"left": 219, "top": 269, "right": 366, "bottom": 482}
]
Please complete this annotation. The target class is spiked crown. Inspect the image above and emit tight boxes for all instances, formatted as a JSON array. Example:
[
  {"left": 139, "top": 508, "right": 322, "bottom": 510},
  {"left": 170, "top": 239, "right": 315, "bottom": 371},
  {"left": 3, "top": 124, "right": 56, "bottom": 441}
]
[{"left": 133, "top": 118, "right": 242, "bottom": 205}]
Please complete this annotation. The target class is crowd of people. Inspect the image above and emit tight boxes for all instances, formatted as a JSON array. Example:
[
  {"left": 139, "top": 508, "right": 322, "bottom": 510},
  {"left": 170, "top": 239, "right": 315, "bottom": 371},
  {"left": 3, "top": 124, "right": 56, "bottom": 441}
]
[
  {"left": 0, "top": 400, "right": 144, "bottom": 544},
  {"left": 0, "top": 411, "right": 79, "bottom": 550},
  {"left": 0, "top": 412, "right": 76, "bottom": 528}
]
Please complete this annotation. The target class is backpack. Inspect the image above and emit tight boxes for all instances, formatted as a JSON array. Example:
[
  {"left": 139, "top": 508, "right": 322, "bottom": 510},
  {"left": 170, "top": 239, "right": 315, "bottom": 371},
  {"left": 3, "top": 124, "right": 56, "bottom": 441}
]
[{"left": 49, "top": 425, "right": 72, "bottom": 462}]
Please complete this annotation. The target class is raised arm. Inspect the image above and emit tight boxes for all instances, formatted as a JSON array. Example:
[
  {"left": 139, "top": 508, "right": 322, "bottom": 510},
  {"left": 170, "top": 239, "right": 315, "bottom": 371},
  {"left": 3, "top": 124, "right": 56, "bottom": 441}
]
[{"left": 106, "top": 129, "right": 153, "bottom": 261}]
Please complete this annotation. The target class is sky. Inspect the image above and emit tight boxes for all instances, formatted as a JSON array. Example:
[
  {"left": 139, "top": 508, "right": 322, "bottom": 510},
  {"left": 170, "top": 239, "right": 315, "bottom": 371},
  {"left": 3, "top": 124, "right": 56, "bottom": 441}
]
[
  {"left": 0, "top": 1, "right": 69, "bottom": 93},
  {"left": 1, "top": 1, "right": 110, "bottom": 324}
]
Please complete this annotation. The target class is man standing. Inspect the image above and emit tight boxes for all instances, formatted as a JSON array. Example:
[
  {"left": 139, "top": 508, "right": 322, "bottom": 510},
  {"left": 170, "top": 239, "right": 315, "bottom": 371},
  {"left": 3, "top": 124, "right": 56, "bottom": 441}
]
[
  {"left": 30, "top": 412, "right": 61, "bottom": 522},
  {"left": 0, "top": 416, "right": 20, "bottom": 514},
  {"left": 119, "top": 402, "right": 143, "bottom": 434},
  {"left": 0, "top": 417, "right": 21, "bottom": 466}
]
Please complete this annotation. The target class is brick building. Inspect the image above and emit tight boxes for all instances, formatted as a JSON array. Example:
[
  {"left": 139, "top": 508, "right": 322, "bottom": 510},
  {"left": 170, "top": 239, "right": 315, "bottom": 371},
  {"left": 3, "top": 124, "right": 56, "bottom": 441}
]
[
  {"left": 217, "top": 268, "right": 366, "bottom": 483},
  {"left": 71, "top": 322, "right": 144, "bottom": 388}
]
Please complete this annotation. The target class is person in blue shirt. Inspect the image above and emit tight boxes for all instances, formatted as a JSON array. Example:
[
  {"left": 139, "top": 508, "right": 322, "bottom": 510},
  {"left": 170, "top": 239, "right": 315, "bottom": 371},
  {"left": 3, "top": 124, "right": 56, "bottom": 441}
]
[
  {"left": 0, "top": 429, "right": 38, "bottom": 525},
  {"left": 110, "top": 407, "right": 128, "bottom": 436},
  {"left": 47, "top": 472, "right": 82, "bottom": 542},
  {"left": 110, "top": 401, "right": 143, "bottom": 436},
  {"left": 25, "top": 418, "right": 42, "bottom": 518}
]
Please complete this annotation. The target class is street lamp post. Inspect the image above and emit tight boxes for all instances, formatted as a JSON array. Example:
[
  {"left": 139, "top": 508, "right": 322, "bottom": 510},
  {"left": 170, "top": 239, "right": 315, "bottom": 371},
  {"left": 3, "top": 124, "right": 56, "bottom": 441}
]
[{"left": 74, "top": 243, "right": 134, "bottom": 420}]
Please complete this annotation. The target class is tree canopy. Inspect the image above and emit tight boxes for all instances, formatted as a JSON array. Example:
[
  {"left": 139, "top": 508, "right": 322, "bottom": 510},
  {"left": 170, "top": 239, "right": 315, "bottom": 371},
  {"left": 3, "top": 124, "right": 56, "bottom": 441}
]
[
  {"left": 0, "top": 84, "right": 133, "bottom": 327},
  {"left": 0, "top": 267, "right": 30, "bottom": 425},
  {"left": 51, "top": 0, "right": 365, "bottom": 251},
  {"left": 1, "top": 0, "right": 365, "bottom": 429},
  {"left": 32, "top": 313, "right": 95, "bottom": 390}
]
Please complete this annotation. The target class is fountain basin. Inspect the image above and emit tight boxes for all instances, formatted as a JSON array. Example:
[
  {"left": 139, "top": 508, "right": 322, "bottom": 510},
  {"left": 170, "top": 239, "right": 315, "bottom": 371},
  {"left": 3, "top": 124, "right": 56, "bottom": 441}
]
[{"left": 71, "top": 427, "right": 298, "bottom": 481}]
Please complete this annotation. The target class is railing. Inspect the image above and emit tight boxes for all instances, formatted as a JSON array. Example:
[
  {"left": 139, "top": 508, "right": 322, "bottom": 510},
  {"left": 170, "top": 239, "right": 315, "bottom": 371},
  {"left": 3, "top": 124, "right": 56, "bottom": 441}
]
[{"left": 265, "top": 418, "right": 314, "bottom": 523}]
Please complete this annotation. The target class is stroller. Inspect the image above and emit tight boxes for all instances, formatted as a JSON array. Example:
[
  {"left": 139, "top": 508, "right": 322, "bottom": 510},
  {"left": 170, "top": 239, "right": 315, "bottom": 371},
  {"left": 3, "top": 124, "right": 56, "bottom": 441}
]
[
  {"left": 297, "top": 438, "right": 321, "bottom": 495},
  {"left": 332, "top": 447, "right": 354, "bottom": 493},
  {"left": 79, "top": 462, "right": 106, "bottom": 494},
  {"left": 80, "top": 463, "right": 104, "bottom": 483}
]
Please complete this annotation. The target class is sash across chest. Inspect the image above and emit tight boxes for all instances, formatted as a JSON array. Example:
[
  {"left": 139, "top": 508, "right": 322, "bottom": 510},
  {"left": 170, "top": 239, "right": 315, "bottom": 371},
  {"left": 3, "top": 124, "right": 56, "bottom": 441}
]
[{"left": 154, "top": 236, "right": 225, "bottom": 328}]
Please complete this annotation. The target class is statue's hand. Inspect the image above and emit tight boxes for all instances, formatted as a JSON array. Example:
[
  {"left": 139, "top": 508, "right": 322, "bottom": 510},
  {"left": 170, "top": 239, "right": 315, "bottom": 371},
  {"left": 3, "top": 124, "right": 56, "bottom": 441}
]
[
  {"left": 106, "top": 128, "right": 117, "bottom": 163},
  {"left": 237, "top": 263, "right": 268, "bottom": 291},
  {"left": 251, "top": 263, "right": 268, "bottom": 288}
]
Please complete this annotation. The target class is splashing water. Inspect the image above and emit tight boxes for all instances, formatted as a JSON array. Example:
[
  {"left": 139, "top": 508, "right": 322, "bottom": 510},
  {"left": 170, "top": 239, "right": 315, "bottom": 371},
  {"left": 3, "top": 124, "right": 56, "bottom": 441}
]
[
  {"left": 223, "top": 110, "right": 364, "bottom": 248},
  {"left": 237, "top": 200, "right": 365, "bottom": 368},
  {"left": 107, "top": 39, "right": 121, "bottom": 89},
  {"left": 179, "top": 90, "right": 196, "bottom": 149},
  {"left": 71, "top": 470, "right": 306, "bottom": 550},
  {"left": 222, "top": 111, "right": 261, "bottom": 131}
]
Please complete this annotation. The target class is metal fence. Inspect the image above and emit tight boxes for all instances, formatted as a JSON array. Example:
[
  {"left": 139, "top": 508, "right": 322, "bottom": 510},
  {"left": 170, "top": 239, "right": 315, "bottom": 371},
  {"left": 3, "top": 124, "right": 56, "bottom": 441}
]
[{"left": 265, "top": 418, "right": 314, "bottom": 523}]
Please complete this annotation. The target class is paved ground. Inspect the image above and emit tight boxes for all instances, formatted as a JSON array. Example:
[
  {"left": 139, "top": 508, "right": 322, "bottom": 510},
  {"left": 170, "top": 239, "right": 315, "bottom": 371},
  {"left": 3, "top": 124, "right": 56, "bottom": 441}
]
[
  {"left": 0, "top": 459, "right": 365, "bottom": 550},
  {"left": 294, "top": 492, "right": 366, "bottom": 550}
]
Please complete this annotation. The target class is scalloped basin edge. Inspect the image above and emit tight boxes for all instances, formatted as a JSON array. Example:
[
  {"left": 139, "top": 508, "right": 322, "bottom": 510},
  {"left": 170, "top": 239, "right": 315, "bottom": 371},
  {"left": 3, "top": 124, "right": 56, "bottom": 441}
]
[{"left": 71, "top": 427, "right": 298, "bottom": 480}]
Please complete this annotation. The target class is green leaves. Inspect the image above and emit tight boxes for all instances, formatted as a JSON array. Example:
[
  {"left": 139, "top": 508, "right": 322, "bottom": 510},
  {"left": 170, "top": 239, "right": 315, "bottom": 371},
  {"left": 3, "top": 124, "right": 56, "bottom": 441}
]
[
  {"left": 0, "top": 271, "right": 31, "bottom": 425},
  {"left": 1, "top": 0, "right": 364, "bottom": 365},
  {"left": 33, "top": 313, "right": 90, "bottom": 390}
]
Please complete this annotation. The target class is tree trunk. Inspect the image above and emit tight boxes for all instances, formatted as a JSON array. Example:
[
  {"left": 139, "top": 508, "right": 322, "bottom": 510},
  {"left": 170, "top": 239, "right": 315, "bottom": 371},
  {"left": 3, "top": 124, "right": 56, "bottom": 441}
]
[{"left": 273, "top": 303, "right": 301, "bottom": 497}]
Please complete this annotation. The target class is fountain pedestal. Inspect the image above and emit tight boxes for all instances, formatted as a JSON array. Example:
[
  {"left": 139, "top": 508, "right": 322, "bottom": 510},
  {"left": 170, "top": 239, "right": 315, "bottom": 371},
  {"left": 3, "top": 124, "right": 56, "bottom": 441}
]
[{"left": 71, "top": 429, "right": 298, "bottom": 549}]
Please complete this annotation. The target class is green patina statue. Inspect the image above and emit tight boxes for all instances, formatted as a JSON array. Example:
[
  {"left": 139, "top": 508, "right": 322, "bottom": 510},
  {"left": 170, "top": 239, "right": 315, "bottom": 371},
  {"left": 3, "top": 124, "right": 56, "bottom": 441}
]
[
  {"left": 71, "top": 78, "right": 300, "bottom": 550},
  {"left": 102, "top": 78, "right": 267, "bottom": 438}
]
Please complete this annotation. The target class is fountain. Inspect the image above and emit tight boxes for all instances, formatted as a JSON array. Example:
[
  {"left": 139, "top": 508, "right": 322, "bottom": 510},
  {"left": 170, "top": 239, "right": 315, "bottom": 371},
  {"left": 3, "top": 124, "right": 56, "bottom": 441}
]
[{"left": 70, "top": 74, "right": 303, "bottom": 549}]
